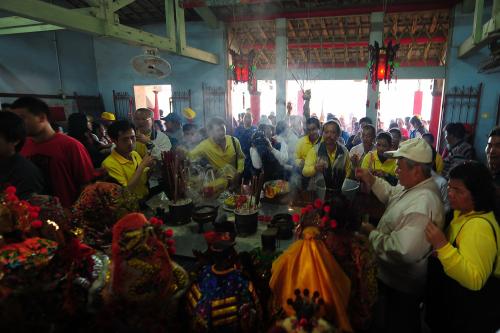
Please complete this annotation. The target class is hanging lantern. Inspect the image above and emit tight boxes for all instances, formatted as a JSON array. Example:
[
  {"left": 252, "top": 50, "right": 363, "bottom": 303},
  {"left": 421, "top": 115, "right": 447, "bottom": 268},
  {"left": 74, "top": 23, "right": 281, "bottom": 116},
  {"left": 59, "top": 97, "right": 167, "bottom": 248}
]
[
  {"left": 368, "top": 41, "right": 399, "bottom": 90},
  {"left": 229, "top": 50, "right": 255, "bottom": 85},
  {"left": 376, "top": 49, "right": 387, "bottom": 81}
]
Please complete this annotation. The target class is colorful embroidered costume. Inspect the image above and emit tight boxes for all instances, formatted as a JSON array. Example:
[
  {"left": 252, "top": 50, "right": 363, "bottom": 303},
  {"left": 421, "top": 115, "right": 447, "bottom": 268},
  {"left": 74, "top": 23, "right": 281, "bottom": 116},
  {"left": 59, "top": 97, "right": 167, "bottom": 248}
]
[
  {"left": 102, "top": 212, "right": 188, "bottom": 332},
  {"left": 71, "top": 182, "right": 138, "bottom": 249},
  {"left": 186, "top": 241, "right": 261, "bottom": 333}
]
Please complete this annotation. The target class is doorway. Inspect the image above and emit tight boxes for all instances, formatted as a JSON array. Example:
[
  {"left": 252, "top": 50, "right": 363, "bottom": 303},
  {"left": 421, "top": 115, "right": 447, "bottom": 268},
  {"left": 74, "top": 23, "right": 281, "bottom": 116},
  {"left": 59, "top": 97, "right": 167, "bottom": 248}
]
[{"left": 133, "top": 85, "right": 172, "bottom": 118}]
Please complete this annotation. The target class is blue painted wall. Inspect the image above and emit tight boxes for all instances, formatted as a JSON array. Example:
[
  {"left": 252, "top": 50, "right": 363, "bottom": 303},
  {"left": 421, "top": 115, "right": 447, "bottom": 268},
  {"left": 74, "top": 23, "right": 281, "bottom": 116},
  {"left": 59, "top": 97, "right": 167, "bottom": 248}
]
[
  {"left": 445, "top": 5, "right": 500, "bottom": 161},
  {"left": 0, "top": 30, "right": 99, "bottom": 110},
  {"left": 93, "top": 21, "right": 227, "bottom": 123}
]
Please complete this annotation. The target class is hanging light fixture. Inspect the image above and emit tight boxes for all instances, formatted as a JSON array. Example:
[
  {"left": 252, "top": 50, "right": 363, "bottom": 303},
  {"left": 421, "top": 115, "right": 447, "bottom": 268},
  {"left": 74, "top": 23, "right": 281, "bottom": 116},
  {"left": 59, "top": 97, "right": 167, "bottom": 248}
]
[
  {"left": 229, "top": 50, "right": 256, "bottom": 87},
  {"left": 368, "top": 40, "right": 399, "bottom": 90}
]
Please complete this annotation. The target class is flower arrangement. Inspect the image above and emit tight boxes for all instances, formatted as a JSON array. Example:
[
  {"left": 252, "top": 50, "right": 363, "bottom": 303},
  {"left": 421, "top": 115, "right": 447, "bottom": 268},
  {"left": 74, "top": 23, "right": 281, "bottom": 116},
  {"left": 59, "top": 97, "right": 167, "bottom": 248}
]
[
  {"left": 292, "top": 199, "right": 338, "bottom": 239},
  {"left": 1, "top": 186, "right": 43, "bottom": 232},
  {"left": 149, "top": 216, "right": 176, "bottom": 256}
]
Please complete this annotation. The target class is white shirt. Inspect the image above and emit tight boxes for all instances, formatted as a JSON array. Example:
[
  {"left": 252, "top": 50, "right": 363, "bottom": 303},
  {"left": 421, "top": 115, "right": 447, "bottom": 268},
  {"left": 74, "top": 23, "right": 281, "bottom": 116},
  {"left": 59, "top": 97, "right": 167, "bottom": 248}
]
[
  {"left": 249, "top": 141, "right": 288, "bottom": 169},
  {"left": 149, "top": 130, "right": 172, "bottom": 159},
  {"left": 147, "top": 131, "right": 172, "bottom": 187},
  {"left": 349, "top": 143, "right": 372, "bottom": 159},
  {"left": 285, "top": 130, "right": 300, "bottom": 158},
  {"left": 432, "top": 171, "right": 450, "bottom": 214},
  {"left": 369, "top": 177, "right": 444, "bottom": 294}
]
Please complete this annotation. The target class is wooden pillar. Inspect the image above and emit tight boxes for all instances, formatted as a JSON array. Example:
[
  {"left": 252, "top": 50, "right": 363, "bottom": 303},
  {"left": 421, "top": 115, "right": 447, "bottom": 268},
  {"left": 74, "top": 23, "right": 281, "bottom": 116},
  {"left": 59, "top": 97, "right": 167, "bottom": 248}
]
[
  {"left": 429, "top": 80, "right": 443, "bottom": 141},
  {"left": 413, "top": 90, "right": 423, "bottom": 116}
]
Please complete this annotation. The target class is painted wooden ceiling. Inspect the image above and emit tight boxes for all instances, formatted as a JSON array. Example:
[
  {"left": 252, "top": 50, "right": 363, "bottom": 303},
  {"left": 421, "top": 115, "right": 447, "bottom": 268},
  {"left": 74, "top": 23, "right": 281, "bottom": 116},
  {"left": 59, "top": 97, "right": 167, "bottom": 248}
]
[{"left": 54, "top": 0, "right": 453, "bottom": 68}]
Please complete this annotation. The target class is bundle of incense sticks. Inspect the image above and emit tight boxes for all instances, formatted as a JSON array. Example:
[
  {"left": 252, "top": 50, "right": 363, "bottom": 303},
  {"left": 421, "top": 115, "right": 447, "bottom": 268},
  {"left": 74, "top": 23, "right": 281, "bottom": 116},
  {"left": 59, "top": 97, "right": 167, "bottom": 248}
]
[
  {"left": 161, "top": 150, "right": 187, "bottom": 203},
  {"left": 240, "top": 172, "right": 265, "bottom": 213}
]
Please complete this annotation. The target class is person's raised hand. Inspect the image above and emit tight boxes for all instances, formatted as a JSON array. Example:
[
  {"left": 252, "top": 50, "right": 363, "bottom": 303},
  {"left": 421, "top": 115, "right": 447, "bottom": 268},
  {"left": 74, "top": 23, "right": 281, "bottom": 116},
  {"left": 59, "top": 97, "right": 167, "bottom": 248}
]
[
  {"left": 355, "top": 167, "right": 375, "bottom": 186},
  {"left": 350, "top": 154, "right": 360, "bottom": 167},
  {"left": 136, "top": 132, "right": 150, "bottom": 144},
  {"left": 425, "top": 221, "right": 448, "bottom": 250},
  {"left": 360, "top": 222, "right": 375, "bottom": 236},
  {"left": 140, "top": 154, "right": 155, "bottom": 169},
  {"left": 315, "top": 159, "right": 327, "bottom": 173},
  {"left": 265, "top": 138, "right": 273, "bottom": 149},
  {"left": 372, "top": 170, "right": 387, "bottom": 178}
]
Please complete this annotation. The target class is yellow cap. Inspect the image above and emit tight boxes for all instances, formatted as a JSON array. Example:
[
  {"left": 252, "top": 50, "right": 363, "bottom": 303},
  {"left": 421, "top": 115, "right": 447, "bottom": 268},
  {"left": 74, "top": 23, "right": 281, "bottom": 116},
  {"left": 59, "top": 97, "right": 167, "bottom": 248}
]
[
  {"left": 101, "top": 112, "right": 116, "bottom": 121},
  {"left": 182, "top": 107, "right": 196, "bottom": 120}
]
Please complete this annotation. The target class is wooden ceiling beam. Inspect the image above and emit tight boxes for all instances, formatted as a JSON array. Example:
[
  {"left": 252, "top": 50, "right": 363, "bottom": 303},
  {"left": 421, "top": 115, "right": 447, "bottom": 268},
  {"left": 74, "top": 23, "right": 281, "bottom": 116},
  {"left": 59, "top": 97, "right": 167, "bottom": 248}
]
[
  {"left": 245, "top": 30, "right": 255, "bottom": 48},
  {"left": 320, "top": 18, "right": 328, "bottom": 38},
  {"left": 259, "top": 49, "right": 269, "bottom": 64},
  {"left": 440, "top": 42, "right": 447, "bottom": 64},
  {"left": 411, "top": 15, "right": 418, "bottom": 35},
  {"left": 303, "top": 18, "right": 309, "bottom": 36},
  {"left": 300, "top": 48, "right": 306, "bottom": 63},
  {"left": 339, "top": 17, "right": 345, "bottom": 40},
  {"left": 392, "top": 14, "right": 399, "bottom": 37},
  {"left": 288, "top": 20, "right": 296, "bottom": 39},
  {"left": 356, "top": 16, "right": 362, "bottom": 40},
  {"left": 407, "top": 44, "right": 413, "bottom": 61},
  {"left": 258, "top": 23, "right": 268, "bottom": 41},
  {"left": 314, "top": 48, "right": 321, "bottom": 63},
  {"left": 429, "top": 13, "right": 438, "bottom": 34},
  {"left": 423, "top": 41, "right": 432, "bottom": 60}
]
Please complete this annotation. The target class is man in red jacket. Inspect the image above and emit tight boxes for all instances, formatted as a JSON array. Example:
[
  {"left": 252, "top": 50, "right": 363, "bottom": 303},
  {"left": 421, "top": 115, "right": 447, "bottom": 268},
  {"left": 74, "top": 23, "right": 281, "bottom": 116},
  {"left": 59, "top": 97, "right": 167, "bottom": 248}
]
[{"left": 11, "top": 97, "right": 94, "bottom": 207}]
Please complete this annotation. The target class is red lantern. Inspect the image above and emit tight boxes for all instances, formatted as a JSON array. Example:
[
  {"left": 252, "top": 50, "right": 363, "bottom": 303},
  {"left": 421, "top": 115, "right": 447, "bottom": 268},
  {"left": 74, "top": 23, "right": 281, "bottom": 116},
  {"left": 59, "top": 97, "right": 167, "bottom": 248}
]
[
  {"left": 377, "top": 59, "right": 386, "bottom": 81},
  {"left": 240, "top": 65, "right": 249, "bottom": 82},
  {"left": 230, "top": 50, "right": 255, "bottom": 84},
  {"left": 368, "top": 41, "right": 398, "bottom": 88}
]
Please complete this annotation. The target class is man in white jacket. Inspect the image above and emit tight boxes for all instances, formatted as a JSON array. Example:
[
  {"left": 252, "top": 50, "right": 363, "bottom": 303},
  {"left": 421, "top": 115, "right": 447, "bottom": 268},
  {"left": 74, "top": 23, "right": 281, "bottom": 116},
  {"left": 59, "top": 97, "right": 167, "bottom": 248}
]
[
  {"left": 356, "top": 138, "right": 444, "bottom": 333},
  {"left": 133, "top": 108, "right": 172, "bottom": 159},
  {"left": 133, "top": 108, "right": 172, "bottom": 189}
]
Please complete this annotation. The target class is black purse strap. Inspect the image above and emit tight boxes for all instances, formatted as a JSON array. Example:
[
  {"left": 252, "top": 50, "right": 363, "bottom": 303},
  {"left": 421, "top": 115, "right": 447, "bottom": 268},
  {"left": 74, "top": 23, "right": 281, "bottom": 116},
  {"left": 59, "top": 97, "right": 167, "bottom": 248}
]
[
  {"left": 231, "top": 136, "right": 238, "bottom": 170},
  {"left": 452, "top": 215, "right": 498, "bottom": 267}
]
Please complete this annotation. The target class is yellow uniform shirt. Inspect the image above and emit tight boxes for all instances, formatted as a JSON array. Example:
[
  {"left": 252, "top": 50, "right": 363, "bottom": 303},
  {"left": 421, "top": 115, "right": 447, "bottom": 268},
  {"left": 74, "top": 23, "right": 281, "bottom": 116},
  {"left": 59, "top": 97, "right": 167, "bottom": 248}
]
[
  {"left": 303, "top": 145, "right": 352, "bottom": 178},
  {"left": 135, "top": 141, "right": 148, "bottom": 158},
  {"left": 295, "top": 135, "right": 321, "bottom": 167},
  {"left": 435, "top": 152, "right": 444, "bottom": 175},
  {"left": 101, "top": 149, "right": 149, "bottom": 199},
  {"left": 361, "top": 151, "right": 397, "bottom": 176},
  {"left": 437, "top": 210, "right": 500, "bottom": 290},
  {"left": 189, "top": 135, "right": 245, "bottom": 174}
]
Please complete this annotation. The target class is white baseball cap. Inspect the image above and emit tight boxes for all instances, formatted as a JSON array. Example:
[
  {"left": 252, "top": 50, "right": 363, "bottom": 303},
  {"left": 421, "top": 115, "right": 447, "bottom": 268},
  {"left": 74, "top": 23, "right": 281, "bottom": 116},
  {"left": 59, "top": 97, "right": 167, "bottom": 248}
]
[{"left": 384, "top": 138, "right": 432, "bottom": 163}]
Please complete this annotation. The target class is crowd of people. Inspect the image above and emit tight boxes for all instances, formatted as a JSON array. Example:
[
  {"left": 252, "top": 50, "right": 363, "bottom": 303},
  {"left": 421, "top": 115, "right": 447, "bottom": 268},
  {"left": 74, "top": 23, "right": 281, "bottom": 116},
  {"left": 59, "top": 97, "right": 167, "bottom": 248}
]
[{"left": 0, "top": 96, "right": 499, "bottom": 333}]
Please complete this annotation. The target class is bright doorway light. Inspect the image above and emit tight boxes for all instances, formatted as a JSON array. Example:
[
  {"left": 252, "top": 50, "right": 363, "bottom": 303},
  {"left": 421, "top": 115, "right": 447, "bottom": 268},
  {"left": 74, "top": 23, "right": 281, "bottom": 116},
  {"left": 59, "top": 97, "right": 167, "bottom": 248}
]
[
  {"left": 133, "top": 85, "right": 172, "bottom": 117},
  {"left": 231, "top": 80, "right": 276, "bottom": 117},
  {"left": 287, "top": 80, "right": 368, "bottom": 131},
  {"left": 378, "top": 79, "right": 434, "bottom": 129}
]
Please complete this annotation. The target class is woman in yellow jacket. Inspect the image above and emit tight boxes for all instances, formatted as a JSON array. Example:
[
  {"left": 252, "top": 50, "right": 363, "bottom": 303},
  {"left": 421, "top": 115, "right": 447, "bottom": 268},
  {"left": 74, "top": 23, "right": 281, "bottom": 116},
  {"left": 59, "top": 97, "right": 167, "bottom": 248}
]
[
  {"left": 424, "top": 161, "right": 500, "bottom": 333},
  {"left": 361, "top": 132, "right": 398, "bottom": 185}
]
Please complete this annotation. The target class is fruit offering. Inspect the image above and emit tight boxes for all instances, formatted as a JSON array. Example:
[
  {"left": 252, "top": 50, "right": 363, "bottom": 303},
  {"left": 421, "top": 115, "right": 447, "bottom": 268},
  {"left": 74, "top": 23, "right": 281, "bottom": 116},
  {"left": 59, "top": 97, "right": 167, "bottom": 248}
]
[{"left": 264, "top": 180, "right": 290, "bottom": 199}]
